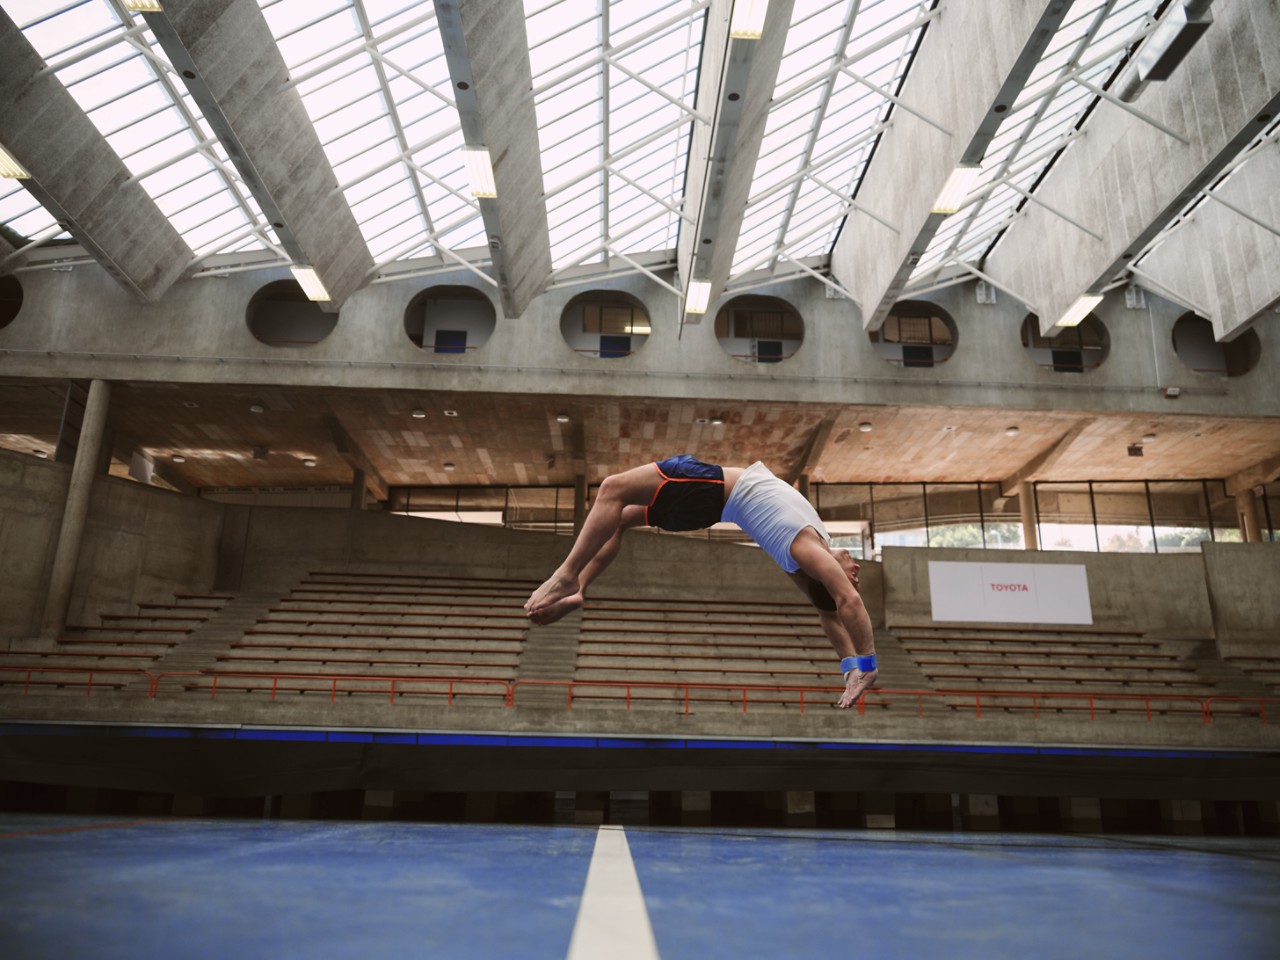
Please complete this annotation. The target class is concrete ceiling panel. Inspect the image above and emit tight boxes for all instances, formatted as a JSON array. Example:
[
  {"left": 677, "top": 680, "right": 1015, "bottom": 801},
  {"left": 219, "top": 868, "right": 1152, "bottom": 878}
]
[
  {"left": 1135, "top": 141, "right": 1280, "bottom": 341},
  {"left": 984, "top": 0, "right": 1280, "bottom": 335},
  {"left": 830, "top": 0, "right": 1072, "bottom": 331},
  {"left": 437, "top": 0, "right": 552, "bottom": 318},
  {"left": 678, "top": 0, "right": 796, "bottom": 321},
  {"left": 150, "top": 0, "right": 375, "bottom": 310},
  {"left": 0, "top": 10, "right": 193, "bottom": 303}
]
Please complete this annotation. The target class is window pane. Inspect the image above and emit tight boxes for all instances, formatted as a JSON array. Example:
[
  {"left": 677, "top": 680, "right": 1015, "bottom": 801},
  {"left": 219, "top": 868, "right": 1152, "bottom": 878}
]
[
  {"left": 872, "top": 484, "right": 927, "bottom": 551},
  {"left": 1035, "top": 482, "right": 1097, "bottom": 552},
  {"left": 1093, "top": 481, "right": 1154, "bottom": 553}
]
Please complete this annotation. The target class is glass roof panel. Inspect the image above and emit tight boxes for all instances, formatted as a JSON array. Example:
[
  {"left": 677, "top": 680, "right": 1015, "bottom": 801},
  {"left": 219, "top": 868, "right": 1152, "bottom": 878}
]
[
  {"left": 732, "top": 0, "right": 930, "bottom": 278},
  {"left": 910, "top": 0, "right": 1163, "bottom": 286},
  {"left": 2, "top": 0, "right": 262, "bottom": 258},
  {"left": 527, "top": 0, "right": 702, "bottom": 271}
]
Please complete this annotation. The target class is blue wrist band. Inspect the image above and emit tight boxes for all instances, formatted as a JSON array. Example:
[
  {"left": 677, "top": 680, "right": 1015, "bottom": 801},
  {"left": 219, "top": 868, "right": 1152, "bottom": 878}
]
[
  {"left": 856, "top": 654, "right": 877, "bottom": 673},
  {"left": 840, "top": 656, "right": 857, "bottom": 676}
]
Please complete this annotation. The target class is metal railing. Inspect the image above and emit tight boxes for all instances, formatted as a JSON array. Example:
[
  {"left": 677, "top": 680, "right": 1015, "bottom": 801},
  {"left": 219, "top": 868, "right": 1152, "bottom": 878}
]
[{"left": 3, "top": 665, "right": 1277, "bottom": 726}]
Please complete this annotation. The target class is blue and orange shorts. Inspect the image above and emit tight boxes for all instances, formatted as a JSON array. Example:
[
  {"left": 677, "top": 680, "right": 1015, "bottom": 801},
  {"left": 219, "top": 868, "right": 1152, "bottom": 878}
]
[{"left": 646, "top": 455, "right": 725, "bottom": 532}]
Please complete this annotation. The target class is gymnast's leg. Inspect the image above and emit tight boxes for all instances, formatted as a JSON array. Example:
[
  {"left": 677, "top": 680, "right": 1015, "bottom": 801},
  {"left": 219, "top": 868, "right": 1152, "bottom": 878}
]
[
  {"left": 525, "top": 465, "right": 662, "bottom": 617},
  {"left": 528, "top": 504, "right": 647, "bottom": 625}
]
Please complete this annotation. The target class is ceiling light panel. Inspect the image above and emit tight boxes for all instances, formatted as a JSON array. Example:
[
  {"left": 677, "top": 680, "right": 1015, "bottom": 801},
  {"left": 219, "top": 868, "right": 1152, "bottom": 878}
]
[
  {"left": 731, "top": 0, "right": 932, "bottom": 279},
  {"left": 909, "top": 0, "right": 1162, "bottom": 285},
  {"left": 525, "top": 0, "right": 704, "bottom": 272},
  {"left": 259, "top": 0, "right": 484, "bottom": 265},
  {"left": 3, "top": 1, "right": 264, "bottom": 258}
]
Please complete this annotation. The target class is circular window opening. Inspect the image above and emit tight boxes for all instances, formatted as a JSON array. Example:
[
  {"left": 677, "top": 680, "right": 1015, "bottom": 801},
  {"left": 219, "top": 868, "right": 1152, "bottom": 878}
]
[
  {"left": 1172, "top": 312, "right": 1261, "bottom": 378},
  {"left": 246, "top": 279, "right": 338, "bottom": 347},
  {"left": 560, "top": 290, "right": 651, "bottom": 359},
  {"left": 868, "top": 300, "right": 956, "bottom": 367},
  {"left": 0, "top": 274, "right": 22, "bottom": 330},
  {"left": 1020, "top": 312, "right": 1109, "bottom": 373},
  {"left": 713, "top": 295, "right": 804, "bottom": 363},
  {"left": 404, "top": 285, "right": 496, "bottom": 355}
]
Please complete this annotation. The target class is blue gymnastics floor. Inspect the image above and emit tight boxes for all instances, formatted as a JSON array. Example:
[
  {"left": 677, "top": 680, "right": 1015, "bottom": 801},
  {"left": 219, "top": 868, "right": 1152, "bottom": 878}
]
[{"left": 1, "top": 815, "right": 1278, "bottom": 959}]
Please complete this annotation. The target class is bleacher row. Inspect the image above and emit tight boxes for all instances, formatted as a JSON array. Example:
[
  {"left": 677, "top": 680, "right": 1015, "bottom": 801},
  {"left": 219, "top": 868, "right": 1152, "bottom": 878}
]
[{"left": 1, "top": 570, "right": 1277, "bottom": 723}]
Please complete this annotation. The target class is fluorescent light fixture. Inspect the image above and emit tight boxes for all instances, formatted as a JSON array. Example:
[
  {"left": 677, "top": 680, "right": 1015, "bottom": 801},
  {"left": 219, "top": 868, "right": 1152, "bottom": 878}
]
[
  {"left": 684, "top": 280, "right": 712, "bottom": 314},
  {"left": 1054, "top": 294, "right": 1103, "bottom": 328},
  {"left": 0, "top": 144, "right": 30, "bottom": 179},
  {"left": 290, "top": 265, "right": 330, "bottom": 301},
  {"left": 931, "top": 164, "right": 982, "bottom": 214},
  {"left": 124, "top": 0, "right": 163, "bottom": 10},
  {"left": 730, "top": 0, "right": 768, "bottom": 39},
  {"left": 462, "top": 147, "right": 497, "bottom": 198}
]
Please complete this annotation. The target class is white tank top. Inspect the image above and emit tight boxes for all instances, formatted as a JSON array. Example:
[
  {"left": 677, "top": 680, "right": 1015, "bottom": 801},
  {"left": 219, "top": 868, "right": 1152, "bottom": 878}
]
[{"left": 721, "top": 461, "right": 829, "bottom": 573}]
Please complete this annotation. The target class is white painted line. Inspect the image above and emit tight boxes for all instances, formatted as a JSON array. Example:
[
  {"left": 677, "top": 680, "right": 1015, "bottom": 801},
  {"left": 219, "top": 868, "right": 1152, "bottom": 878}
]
[{"left": 567, "top": 825, "right": 661, "bottom": 960}]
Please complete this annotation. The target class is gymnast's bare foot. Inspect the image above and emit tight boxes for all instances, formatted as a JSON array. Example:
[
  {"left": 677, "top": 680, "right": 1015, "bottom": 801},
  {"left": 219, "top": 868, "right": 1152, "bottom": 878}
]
[
  {"left": 525, "top": 571, "right": 580, "bottom": 615},
  {"left": 836, "top": 669, "right": 877, "bottom": 709},
  {"left": 527, "top": 592, "right": 583, "bottom": 626}
]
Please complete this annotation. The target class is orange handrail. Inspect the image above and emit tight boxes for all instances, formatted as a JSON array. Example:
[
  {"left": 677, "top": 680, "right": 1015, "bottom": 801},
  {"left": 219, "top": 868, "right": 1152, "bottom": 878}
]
[
  {"left": 150, "top": 670, "right": 512, "bottom": 706},
  {"left": 0, "top": 664, "right": 150, "bottom": 697},
  {"left": 5, "top": 665, "right": 1276, "bottom": 727}
]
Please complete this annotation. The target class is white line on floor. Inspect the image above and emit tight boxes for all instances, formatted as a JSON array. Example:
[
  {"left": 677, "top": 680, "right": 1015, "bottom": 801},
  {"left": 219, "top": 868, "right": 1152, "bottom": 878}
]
[{"left": 567, "top": 825, "right": 661, "bottom": 960}]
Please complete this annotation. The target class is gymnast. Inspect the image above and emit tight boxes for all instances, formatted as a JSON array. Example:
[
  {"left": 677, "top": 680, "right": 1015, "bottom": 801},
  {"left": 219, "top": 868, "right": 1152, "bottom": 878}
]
[{"left": 524, "top": 455, "right": 878, "bottom": 709}]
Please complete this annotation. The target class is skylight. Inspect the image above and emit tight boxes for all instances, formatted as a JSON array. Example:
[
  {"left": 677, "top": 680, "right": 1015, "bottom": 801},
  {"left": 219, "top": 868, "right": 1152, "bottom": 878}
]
[
  {"left": 525, "top": 0, "right": 704, "bottom": 273},
  {"left": 908, "top": 0, "right": 1164, "bottom": 289},
  {"left": 3, "top": 0, "right": 268, "bottom": 260},
  {"left": 731, "top": 0, "right": 934, "bottom": 281}
]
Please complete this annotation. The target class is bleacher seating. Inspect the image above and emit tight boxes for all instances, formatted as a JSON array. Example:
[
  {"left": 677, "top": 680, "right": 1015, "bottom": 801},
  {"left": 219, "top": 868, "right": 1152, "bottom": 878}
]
[
  {"left": 177, "top": 572, "right": 533, "bottom": 706},
  {"left": 0, "top": 593, "right": 228, "bottom": 696},
  {"left": 891, "top": 623, "right": 1221, "bottom": 720},
  {"left": 563, "top": 594, "right": 852, "bottom": 714}
]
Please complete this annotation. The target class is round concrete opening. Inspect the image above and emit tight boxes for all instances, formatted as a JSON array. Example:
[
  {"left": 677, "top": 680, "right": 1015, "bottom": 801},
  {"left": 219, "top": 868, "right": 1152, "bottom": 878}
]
[
  {"left": 559, "top": 289, "right": 651, "bottom": 359},
  {"left": 1171, "top": 312, "right": 1260, "bottom": 378},
  {"left": 404, "top": 285, "right": 496, "bottom": 354},
  {"left": 713, "top": 295, "right": 804, "bottom": 363},
  {"left": 246, "top": 279, "right": 338, "bottom": 347},
  {"left": 868, "top": 300, "right": 956, "bottom": 367}
]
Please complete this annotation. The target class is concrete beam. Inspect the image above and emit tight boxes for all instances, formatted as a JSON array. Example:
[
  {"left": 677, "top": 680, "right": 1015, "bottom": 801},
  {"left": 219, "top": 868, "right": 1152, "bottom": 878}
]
[
  {"left": 784, "top": 412, "right": 838, "bottom": 486},
  {"left": 0, "top": 232, "right": 19, "bottom": 275},
  {"left": 1133, "top": 137, "right": 1280, "bottom": 341},
  {"left": 1225, "top": 453, "right": 1280, "bottom": 496},
  {"left": 1000, "top": 419, "right": 1094, "bottom": 497},
  {"left": 678, "top": 0, "right": 795, "bottom": 322},
  {"left": 831, "top": 0, "right": 1073, "bottom": 331},
  {"left": 436, "top": 0, "right": 551, "bottom": 318},
  {"left": 147, "top": 0, "right": 374, "bottom": 310},
  {"left": 985, "top": 0, "right": 1280, "bottom": 334},
  {"left": 0, "top": 10, "right": 192, "bottom": 302},
  {"left": 324, "top": 415, "right": 389, "bottom": 502}
]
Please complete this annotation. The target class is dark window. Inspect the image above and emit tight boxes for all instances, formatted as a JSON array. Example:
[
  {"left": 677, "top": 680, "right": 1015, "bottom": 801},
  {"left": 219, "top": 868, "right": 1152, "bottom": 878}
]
[
  {"left": 599, "top": 335, "right": 631, "bottom": 359},
  {"left": 902, "top": 345, "right": 934, "bottom": 368},
  {"left": 757, "top": 340, "right": 783, "bottom": 363},
  {"left": 434, "top": 329, "right": 467, "bottom": 354},
  {"left": 1051, "top": 349, "right": 1084, "bottom": 372}
]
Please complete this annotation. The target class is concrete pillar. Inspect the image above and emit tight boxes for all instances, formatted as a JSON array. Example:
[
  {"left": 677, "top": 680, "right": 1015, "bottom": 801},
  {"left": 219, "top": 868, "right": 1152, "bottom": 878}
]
[
  {"left": 573, "top": 474, "right": 588, "bottom": 535},
  {"left": 350, "top": 469, "right": 365, "bottom": 510},
  {"left": 785, "top": 790, "right": 817, "bottom": 827},
  {"left": 362, "top": 788, "right": 397, "bottom": 820},
  {"left": 679, "top": 789, "right": 711, "bottom": 826},
  {"left": 1236, "top": 488, "right": 1262, "bottom": 543},
  {"left": 40, "top": 378, "right": 110, "bottom": 639},
  {"left": 1018, "top": 481, "right": 1038, "bottom": 551},
  {"left": 861, "top": 792, "right": 896, "bottom": 830},
  {"left": 1060, "top": 797, "right": 1103, "bottom": 833},
  {"left": 1160, "top": 798, "right": 1204, "bottom": 836},
  {"left": 961, "top": 794, "right": 1001, "bottom": 831}
]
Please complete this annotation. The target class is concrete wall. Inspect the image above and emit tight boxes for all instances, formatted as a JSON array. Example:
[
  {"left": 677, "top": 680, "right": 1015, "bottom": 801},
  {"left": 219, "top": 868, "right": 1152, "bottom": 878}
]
[
  {"left": 881, "top": 545, "right": 1216, "bottom": 640},
  {"left": 1201, "top": 541, "right": 1280, "bottom": 656},
  {"left": 0, "top": 449, "right": 223, "bottom": 637},
  {"left": 0, "top": 451, "right": 67, "bottom": 638},
  {"left": 0, "top": 259, "right": 1276, "bottom": 420}
]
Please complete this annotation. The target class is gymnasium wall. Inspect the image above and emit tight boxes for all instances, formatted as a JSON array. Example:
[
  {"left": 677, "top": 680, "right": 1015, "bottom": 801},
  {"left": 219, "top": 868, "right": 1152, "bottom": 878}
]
[
  {"left": 0, "top": 449, "right": 222, "bottom": 636},
  {"left": 1201, "top": 542, "right": 1280, "bottom": 656},
  {"left": 881, "top": 546, "right": 1217, "bottom": 640}
]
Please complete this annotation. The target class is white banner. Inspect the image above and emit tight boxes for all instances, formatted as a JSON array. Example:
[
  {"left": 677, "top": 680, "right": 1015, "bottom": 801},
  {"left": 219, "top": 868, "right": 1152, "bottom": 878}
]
[{"left": 927, "top": 561, "right": 1093, "bottom": 625}]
